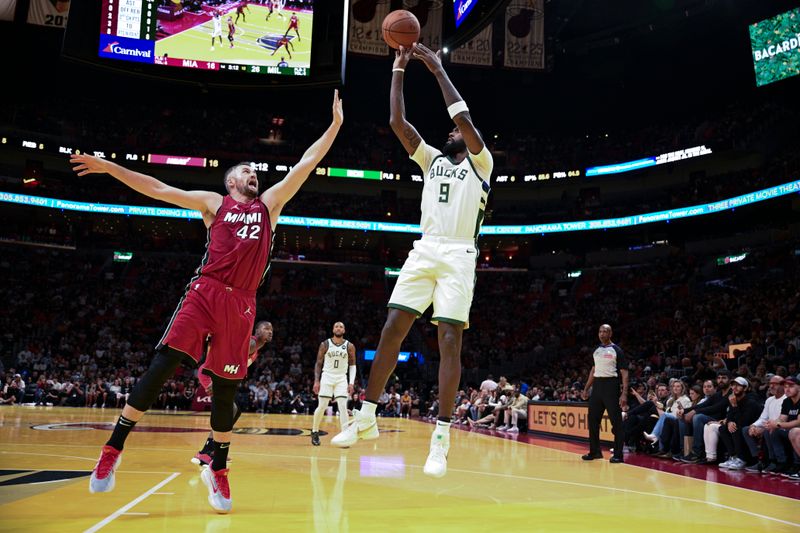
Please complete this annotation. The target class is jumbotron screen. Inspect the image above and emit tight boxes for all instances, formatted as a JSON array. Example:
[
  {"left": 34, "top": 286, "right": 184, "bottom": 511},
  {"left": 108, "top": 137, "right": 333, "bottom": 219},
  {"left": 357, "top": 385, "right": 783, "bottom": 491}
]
[
  {"left": 749, "top": 7, "right": 800, "bottom": 87},
  {"left": 99, "top": 1, "right": 314, "bottom": 77}
]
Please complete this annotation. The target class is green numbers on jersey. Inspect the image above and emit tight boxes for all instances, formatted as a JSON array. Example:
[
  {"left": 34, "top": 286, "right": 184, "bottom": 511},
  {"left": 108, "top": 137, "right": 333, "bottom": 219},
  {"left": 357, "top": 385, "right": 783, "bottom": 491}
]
[
  {"left": 438, "top": 183, "right": 451, "bottom": 203},
  {"left": 236, "top": 224, "right": 261, "bottom": 240}
]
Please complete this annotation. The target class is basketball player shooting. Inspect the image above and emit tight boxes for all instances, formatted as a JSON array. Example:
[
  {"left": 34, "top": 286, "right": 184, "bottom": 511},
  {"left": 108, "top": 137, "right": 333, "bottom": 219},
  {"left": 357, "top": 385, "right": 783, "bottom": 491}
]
[
  {"left": 332, "top": 43, "right": 493, "bottom": 479},
  {"left": 311, "top": 322, "right": 356, "bottom": 446},
  {"left": 71, "top": 90, "right": 343, "bottom": 514},
  {"left": 192, "top": 321, "right": 273, "bottom": 466}
]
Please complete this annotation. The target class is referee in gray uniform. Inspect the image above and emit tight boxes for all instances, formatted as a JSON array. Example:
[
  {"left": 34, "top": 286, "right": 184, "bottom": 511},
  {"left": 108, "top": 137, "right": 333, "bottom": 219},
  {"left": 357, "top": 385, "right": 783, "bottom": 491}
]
[{"left": 581, "top": 324, "right": 629, "bottom": 463}]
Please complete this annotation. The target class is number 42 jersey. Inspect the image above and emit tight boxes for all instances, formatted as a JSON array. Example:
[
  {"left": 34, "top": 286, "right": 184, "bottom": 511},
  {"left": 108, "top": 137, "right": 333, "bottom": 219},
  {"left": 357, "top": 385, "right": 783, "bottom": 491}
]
[{"left": 200, "top": 195, "right": 273, "bottom": 292}]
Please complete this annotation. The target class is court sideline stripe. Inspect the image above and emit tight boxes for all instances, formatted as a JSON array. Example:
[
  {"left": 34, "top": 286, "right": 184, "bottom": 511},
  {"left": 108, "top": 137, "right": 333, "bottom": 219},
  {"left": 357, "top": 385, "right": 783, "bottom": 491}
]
[{"left": 83, "top": 473, "right": 179, "bottom": 533}]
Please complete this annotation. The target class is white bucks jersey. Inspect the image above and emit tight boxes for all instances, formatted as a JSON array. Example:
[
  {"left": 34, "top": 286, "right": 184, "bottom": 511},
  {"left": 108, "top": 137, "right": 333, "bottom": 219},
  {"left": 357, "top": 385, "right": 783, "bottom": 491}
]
[
  {"left": 322, "top": 339, "right": 349, "bottom": 377},
  {"left": 411, "top": 141, "right": 493, "bottom": 240}
]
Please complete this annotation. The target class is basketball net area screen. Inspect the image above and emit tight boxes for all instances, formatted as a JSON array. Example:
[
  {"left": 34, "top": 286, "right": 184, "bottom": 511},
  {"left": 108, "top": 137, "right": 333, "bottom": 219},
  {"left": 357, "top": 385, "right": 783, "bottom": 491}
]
[{"left": 98, "top": 0, "right": 314, "bottom": 76}]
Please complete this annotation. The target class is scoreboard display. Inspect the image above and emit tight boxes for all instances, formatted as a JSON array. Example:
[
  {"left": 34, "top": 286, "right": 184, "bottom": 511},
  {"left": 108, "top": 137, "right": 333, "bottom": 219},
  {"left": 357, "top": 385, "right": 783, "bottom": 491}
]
[{"left": 98, "top": 0, "right": 314, "bottom": 77}]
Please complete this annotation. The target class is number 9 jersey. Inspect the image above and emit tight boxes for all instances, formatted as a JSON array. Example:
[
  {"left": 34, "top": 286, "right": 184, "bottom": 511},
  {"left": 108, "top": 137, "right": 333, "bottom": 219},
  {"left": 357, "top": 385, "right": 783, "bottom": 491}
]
[
  {"left": 386, "top": 140, "right": 492, "bottom": 330},
  {"left": 412, "top": 141, "right": 492, "bottom": 241}
]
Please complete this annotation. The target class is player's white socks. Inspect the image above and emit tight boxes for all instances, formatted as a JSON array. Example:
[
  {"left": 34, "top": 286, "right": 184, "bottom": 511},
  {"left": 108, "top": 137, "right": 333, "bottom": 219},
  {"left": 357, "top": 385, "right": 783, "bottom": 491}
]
[
  {"left": 336, "top": 398, "right": 349, "bottom": 430},
  {"left": 312, "top": 401, "right": 327, "bottom": 432},
  {"left": 435, "top": 420, "right": 451, "bottom": 435},
  {"left": 360, "top": 401, "right": 377, "bottom": 418}
]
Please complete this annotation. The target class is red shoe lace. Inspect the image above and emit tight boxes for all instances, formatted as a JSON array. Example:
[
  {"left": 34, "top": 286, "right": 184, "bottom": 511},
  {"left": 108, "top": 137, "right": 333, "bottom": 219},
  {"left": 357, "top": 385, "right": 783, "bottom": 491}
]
[
  {"left": 96, "top": 446, "right": 120, "bottom": 479},
  {"left": 213, "top": 468, "right": 231, "bottom": 499}
]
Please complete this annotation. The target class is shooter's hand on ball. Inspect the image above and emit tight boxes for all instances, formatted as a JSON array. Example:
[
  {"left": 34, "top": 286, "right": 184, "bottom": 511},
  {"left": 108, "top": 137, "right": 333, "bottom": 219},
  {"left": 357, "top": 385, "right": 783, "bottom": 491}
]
[
  {"left": 412, "top": 42, "right": 443, "bottom": 74},
  {"left": 393, "top": 44, "right": 414, "bottom": 71}
]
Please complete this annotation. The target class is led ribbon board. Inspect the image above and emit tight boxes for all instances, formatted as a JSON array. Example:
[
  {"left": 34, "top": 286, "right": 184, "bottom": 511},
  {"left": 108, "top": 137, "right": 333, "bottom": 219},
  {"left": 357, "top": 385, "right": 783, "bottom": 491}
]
[
  {"left": 1, "top": 179, "right": 798, "bottom": 235},
  {"left": 586, "top": 146, "right": 713, "bottom": 177}
]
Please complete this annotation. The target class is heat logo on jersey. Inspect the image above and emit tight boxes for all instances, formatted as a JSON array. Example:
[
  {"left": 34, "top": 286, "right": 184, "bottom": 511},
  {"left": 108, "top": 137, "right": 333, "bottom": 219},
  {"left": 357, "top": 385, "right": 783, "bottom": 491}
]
[{"left": 223, "top": 211, "right": 263, "bottom": 224}]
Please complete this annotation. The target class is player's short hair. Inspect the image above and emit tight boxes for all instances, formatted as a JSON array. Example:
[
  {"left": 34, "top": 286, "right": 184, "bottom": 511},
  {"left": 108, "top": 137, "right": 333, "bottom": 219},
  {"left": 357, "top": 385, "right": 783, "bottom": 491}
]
[
  {"left": 256, "top": 320, "right": 272, "bottom": 329},
  {"left": 223, "top": 162, "right": 252, "bottom": 191}
]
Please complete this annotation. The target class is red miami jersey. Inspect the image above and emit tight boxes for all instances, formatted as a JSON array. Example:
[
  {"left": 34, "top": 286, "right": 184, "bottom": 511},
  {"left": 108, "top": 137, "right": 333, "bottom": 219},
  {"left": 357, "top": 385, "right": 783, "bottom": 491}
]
[
  {"left": 197, "top": 196, "right": 273, "bottom": 292},
  {"left": 289, "top": 14, "right": 298, "bottom": 28}
]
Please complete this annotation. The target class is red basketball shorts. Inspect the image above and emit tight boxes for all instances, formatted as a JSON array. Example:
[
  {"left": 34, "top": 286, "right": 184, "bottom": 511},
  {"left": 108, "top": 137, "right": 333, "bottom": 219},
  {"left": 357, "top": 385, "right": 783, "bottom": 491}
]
[{"left": 159, "top": 276, "right": 255, "bottom": 381}]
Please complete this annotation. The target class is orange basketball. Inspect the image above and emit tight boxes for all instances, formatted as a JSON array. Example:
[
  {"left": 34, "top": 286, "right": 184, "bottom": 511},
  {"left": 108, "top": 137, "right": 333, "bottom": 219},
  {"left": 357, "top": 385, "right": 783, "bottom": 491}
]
[{"left": 382, "top": 10, "right": 420, "bottom": 50}]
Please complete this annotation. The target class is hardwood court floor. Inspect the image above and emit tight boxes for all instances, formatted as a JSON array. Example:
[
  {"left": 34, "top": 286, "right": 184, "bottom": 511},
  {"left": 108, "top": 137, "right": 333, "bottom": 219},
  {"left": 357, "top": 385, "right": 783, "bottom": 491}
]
[{"left": 0, "top": 407, "right": 798, "bottom": 532}]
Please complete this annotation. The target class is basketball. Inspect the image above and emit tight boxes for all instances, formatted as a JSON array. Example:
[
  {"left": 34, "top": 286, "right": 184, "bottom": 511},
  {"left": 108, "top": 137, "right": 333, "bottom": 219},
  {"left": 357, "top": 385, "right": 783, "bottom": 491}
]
[{"left": 382, "top": 10, "right": 420, "bottom": 49}]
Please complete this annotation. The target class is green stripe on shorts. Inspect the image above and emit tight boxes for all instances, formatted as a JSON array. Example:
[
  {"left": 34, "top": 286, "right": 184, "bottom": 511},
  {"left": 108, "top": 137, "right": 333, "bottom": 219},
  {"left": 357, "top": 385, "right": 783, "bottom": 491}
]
[
  {"left": 431, "top": 316, "right": 465, "bottom": 326},
  {"left": 388, "top": 303, "right": 423, "bottom": 317}
]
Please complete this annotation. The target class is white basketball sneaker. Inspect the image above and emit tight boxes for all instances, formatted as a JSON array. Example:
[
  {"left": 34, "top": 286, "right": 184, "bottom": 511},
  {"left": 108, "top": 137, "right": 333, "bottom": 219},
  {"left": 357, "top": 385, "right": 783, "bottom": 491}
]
[
  {"left": 331, "top": 409, "right": 379, "bottom": 448},
  {"left": 201, "top": 466, "right": 233, "bottom": 514},
  {"left": 423, "top": 430, "right": 450, "bottom": 478},
  {"left": 89, "top": 445, "right": 122, "bottom": 493}
]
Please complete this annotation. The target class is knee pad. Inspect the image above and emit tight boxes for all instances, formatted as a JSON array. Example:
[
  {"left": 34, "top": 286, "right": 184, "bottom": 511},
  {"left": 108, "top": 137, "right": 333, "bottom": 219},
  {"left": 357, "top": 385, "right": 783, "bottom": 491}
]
[
  {"left": 210, "top": 375, "right": 238, "bottom": 433},
  {"left": 127, "top": 348, "right": 186, "bottom": 411}
]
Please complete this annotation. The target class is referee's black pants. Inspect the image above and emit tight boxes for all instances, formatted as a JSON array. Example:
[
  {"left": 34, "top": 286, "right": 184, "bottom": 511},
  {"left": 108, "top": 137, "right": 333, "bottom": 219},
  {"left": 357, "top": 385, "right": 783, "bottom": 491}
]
[{"left": 588, "top": 377, "right": 624, "bottom": 459}]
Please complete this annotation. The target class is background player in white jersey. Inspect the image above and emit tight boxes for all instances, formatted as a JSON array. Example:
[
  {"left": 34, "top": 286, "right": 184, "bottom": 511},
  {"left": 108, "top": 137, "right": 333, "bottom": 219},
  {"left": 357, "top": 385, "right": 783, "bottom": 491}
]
[
  {"left": 210, "top": 11, "right": 223, "bottom": 51},
  {"left": 332, "top": 43, "right": 493, "bottom": 478},
  {"left": 311, "top": 322, "right": 356, "bottom": 446}
]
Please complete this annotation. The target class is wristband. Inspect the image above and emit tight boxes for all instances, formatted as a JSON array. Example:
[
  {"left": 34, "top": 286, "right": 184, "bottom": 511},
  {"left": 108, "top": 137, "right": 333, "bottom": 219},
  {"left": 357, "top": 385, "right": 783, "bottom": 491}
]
[
  {"left": 392, "top": 68, "right": 405, "bottom": 73},
  {"left": 447, "top": 100, "right": 469, "bottom": 119}
]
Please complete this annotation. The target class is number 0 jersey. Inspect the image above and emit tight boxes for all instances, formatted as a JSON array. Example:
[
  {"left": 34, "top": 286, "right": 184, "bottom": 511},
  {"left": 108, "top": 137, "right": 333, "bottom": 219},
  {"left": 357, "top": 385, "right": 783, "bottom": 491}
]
[
  {"left": 197, "top": 195, "right": 273, "bottom": 292},
  {"left": 322, "top": 338, "right": 349, "bottom": 378},
  {"left": 411, "top": 141, "right": 493, "bottom": 240}
]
